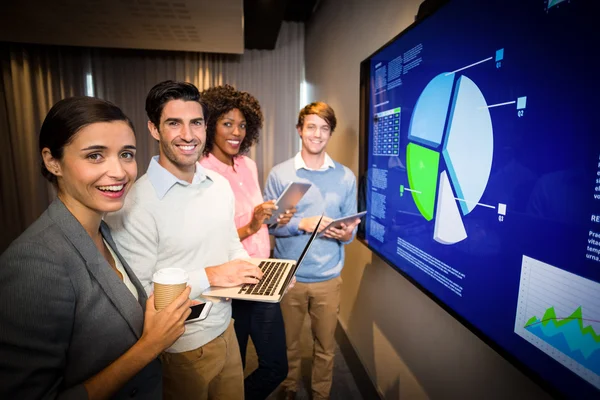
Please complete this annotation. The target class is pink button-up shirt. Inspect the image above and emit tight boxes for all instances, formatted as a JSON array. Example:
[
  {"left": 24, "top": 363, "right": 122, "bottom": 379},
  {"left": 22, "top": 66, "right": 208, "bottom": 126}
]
[{"left": 200, "top": 154, "right": 271, "bottom": 258}]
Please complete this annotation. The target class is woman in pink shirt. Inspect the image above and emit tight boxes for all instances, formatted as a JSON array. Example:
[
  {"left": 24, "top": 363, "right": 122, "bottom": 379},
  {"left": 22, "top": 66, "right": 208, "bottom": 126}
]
[{"left": 200, "top": 85, "right": 292, "bottom": 400}]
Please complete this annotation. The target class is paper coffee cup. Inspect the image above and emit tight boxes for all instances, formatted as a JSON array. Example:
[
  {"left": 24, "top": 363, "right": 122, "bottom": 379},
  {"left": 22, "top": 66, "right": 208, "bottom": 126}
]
[{"left": 152, "top": 268, "right": 189, "bottom": 310}]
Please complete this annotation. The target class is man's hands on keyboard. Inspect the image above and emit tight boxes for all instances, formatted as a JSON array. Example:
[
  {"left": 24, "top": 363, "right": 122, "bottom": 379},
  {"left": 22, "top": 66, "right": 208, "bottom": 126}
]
[
  {"left": 239, "top": 261, "right": 288, "bottom": 296},
  {"left": 206, "top": 259, "right": 264, "bottom": 287}
]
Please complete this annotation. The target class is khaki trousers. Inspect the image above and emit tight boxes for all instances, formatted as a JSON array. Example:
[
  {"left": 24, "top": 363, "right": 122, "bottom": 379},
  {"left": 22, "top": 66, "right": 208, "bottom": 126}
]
[
  {"left": 160, "top": 321, "right": 244, "bottom": 400},
  {"left": 281, "top": 275, "right": 342, "bottom": 400}
]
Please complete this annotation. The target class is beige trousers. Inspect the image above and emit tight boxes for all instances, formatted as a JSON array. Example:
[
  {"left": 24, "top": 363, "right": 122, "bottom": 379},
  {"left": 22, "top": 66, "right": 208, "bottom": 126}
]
[
  {"left": 160, "top": 321, "right": 244, "bottom": 400},
  {"left": 280, "top": 275, "right": 342, "bottom": 400}
]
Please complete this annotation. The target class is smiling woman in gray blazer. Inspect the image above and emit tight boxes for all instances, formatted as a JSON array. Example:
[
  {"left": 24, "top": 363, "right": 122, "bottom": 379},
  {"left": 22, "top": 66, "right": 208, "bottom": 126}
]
[{"left": 0, "top": 97, "right": 194, "bottom": 399}]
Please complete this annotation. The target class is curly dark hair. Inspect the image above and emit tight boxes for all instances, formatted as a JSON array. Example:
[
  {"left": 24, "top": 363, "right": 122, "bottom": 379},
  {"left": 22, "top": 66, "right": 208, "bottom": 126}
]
[{"left": 200, "top": 84, "right": 263, "bottom": 157}]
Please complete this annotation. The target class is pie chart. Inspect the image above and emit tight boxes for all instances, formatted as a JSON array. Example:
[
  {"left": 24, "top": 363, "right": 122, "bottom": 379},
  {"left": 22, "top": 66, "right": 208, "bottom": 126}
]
[{"left": 406, "top": 73, "right": 494, "bottom": 244}]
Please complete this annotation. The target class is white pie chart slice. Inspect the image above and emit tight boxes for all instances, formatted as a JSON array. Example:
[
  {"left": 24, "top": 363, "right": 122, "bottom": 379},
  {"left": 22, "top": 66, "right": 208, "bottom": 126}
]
[
  {"left": 442, "top": 75, "right": 494, "bottom": 215},
  {"left": 434, "top": 170, "right": 467, "bottom": 244}
]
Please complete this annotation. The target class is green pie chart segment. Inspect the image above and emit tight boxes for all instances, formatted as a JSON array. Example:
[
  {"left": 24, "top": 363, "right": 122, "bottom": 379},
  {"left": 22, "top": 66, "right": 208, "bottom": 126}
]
[{"left": 406, "top": 143, "right": 439, "bottom": 221}]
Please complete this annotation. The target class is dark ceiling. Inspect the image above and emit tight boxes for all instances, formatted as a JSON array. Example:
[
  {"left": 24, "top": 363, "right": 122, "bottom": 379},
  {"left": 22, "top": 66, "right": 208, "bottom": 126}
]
[{"left": 244, "top": 0, "right": 318, "bottom": 50}]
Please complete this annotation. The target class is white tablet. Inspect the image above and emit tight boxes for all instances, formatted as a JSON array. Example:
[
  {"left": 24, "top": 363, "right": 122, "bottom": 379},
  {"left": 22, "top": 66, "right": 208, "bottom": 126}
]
[
  {"left": 265, "top": 182, "right": 312, "bottom": 225},
  {"left": 319, "top": 211, "right": 367, "bottom": 237}
]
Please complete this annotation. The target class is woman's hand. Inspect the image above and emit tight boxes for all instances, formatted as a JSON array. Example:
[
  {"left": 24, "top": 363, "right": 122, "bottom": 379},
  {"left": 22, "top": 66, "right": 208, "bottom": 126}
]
[
  {"left": 249, "top": 200, "right": 278, "bottom": 233},
  {"left": 276, "top": 207, "right": 297, "bottom": 225},
  {"left": 82, "top": 287, "right": 194, "bottom": 400},
  {"left": 139, "top": 286, "right": 193, "bottom": 357}
]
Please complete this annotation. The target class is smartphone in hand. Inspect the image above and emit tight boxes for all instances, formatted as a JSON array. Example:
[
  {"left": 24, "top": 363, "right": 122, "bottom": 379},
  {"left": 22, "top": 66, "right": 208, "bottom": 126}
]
[{"left": 185, "top": 302, "right": 212, "bottom": 323}]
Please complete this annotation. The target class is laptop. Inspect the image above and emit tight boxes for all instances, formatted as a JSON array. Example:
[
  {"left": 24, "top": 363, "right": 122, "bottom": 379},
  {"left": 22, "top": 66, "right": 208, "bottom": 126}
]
[{"left": 202, "top": 215, "right": 323, "bottom": 303}]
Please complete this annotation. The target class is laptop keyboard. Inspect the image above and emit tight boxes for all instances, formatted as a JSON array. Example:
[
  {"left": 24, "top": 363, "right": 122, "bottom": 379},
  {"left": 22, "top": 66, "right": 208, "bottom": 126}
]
[{"left": 238, "top": 261, "right": 289, "bottom": 296}]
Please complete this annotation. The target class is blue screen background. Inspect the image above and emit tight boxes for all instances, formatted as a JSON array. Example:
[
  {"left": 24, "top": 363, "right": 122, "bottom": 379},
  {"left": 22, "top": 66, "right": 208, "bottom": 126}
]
[{"left": 361, "top": 0, "right": 599, "bottom": 397}]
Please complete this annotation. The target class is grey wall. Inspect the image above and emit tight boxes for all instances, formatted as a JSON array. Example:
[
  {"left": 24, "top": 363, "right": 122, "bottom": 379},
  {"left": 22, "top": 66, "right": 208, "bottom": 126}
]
[{"left": 305, "top": 0, "right": 552, "bottom": 398}]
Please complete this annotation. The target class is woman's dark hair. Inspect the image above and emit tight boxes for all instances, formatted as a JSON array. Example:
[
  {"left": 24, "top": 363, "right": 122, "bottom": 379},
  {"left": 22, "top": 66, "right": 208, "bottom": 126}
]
[
  {"left": 200, "top": 84, "right": 263, "bottom": 157},
  {"left": 39, "top": 96, "right": 134, "bottom": 184},
  {"left": 145, "top": 80, "right": 207, "bottom": 128}
]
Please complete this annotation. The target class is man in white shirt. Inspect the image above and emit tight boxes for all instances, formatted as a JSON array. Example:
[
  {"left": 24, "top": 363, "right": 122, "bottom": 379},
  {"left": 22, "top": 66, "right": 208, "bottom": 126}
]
[{"left": 106, "top": 80, "right": 263, "bottom": 399}]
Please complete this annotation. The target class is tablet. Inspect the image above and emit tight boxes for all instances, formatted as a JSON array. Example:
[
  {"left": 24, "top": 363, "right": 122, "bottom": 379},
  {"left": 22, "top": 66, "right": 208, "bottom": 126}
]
[
  {"left": 319, "top": 211, "right": 367, "bottom": 237},
  {"left": 265, "top": 182, "right": 312, "bottom": 225}
]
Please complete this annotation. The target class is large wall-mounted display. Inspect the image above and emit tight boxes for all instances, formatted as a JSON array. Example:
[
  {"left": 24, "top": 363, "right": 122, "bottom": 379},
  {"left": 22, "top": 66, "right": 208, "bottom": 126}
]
[{"left": 357, "top": 0, "right": 598, "bottom": 397}]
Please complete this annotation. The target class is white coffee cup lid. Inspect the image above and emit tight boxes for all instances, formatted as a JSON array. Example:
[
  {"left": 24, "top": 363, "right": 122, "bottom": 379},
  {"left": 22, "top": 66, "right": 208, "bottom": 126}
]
[{"left": 152, "top": 268, "right": 189, "bottom": 284}]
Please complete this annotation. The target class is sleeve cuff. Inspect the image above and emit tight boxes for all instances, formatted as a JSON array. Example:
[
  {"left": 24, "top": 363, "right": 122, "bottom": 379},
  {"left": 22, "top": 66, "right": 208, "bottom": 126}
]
[
  {"left": 286, "top": 217, "right": 301, "bottom": 235},
  {"left": 189, "top": 268, "right": 210, "bottom": 299},
  {"left": 341, "top": 237, "right": 354, "bottom": 245},
  {"left": 341, "top": 227, "right": 358, "bottom": 245},
  {"left": 268, "top": 216, "right": 301, "bottom": 237}
]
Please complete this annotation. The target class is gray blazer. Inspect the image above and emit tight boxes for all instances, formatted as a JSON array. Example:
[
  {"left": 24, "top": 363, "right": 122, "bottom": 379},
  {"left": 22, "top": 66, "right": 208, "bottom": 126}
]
[{"left": 0, "top": 199, "right": 162, "bottom": 399}]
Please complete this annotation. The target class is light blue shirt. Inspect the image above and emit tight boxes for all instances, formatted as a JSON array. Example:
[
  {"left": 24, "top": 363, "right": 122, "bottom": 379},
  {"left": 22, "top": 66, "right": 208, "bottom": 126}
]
[
  {"left": 265, "top": 155, "right": 357, "bottom": 283},
  {"left": 147, "top": 155, "right": 210, "bottom": 200}
]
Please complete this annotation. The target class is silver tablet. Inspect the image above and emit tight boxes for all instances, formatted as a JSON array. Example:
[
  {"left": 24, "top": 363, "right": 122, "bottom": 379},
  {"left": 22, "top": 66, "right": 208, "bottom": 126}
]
[
  {"left": 319, "top": 211, "right": 367, "bottom": 237},
  {"left": 265, "top": 182, "right": 312, "bottom": 225}
]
